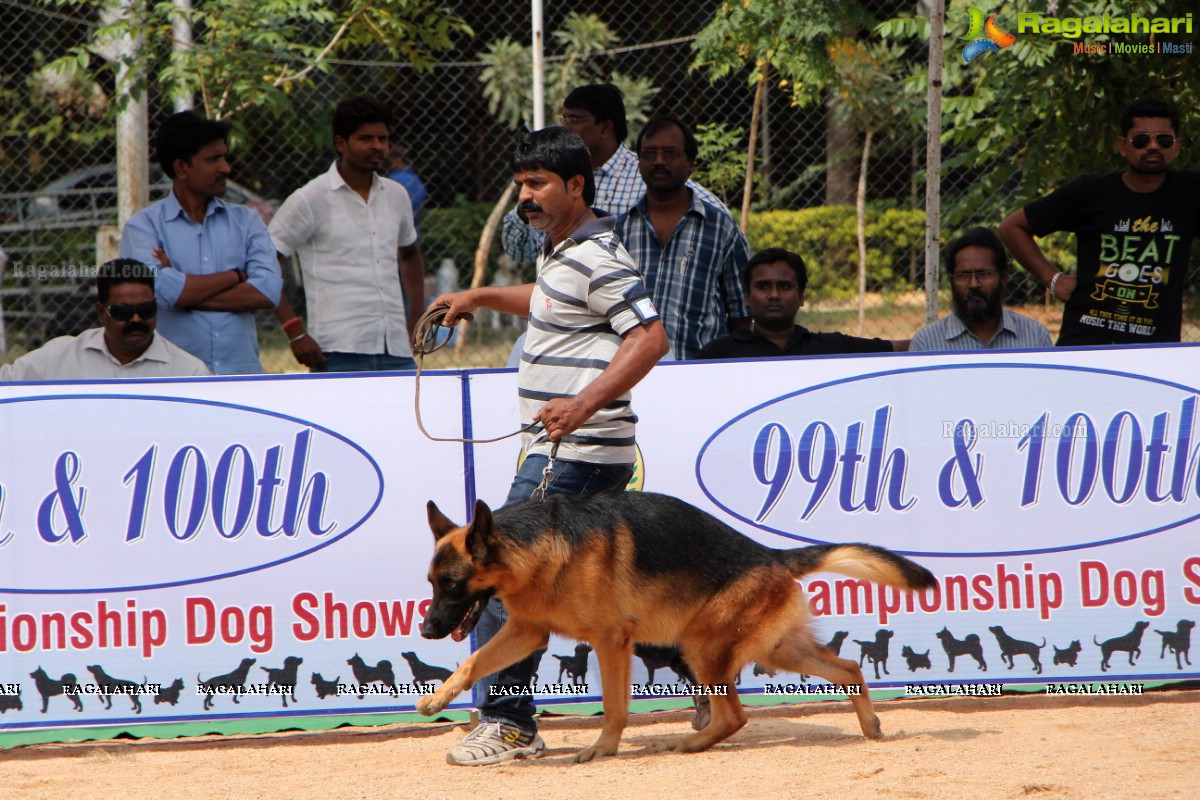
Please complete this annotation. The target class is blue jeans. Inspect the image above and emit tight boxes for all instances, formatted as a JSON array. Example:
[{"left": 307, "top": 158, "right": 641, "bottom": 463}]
[
  {"left": 474, "top": 454, "right": 634, "bottom": 731},
  {"left": 320, "top": 352, "right": 417, "bottom": 372}
]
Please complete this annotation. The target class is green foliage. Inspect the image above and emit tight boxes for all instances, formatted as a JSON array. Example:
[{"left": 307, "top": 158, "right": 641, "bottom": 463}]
[
  {"left": 478, "top": 12, "right": 657, "bottom": 137},
  {"left": 33, "top": 0, "right": 471, "bottom": 121},
  {"left": 691, "top": 0, "right": 857, "bottom": 103},
  {"left": 692, "top": 122, "right": 748, "bottom": 206},
  {"left": 876, "top": 0, "right": 1200, "bottom": 228},
  {"left": 419, "top": 200, "right": 511, "bottom": 282},
  {"left": 744, "top": 206, "right": 926, "bottom": 300}
]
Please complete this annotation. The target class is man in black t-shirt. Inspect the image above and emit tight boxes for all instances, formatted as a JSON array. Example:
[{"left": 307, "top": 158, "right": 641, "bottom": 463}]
[
  {"left": 999, "top": 97, "right": 1200, "bottom": 346},
  {"left": 696, "top": 248, "right": 908, "bottom": 359}
]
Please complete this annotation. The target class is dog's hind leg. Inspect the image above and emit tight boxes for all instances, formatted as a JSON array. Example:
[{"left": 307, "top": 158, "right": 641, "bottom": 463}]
[
  {"left": 765, "top": 633, "right": 882, "bottom": 740},
  {"left": 416, "top": 622, "right": 548, "bottom": 717},
  {"left": 575, "top": 639, "right": 634, "bottom": 763}
]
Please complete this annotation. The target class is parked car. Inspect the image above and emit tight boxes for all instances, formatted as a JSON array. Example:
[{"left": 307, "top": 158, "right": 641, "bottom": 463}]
[{"left": 21, "top": 163, "right": 276, "bottom": 226}]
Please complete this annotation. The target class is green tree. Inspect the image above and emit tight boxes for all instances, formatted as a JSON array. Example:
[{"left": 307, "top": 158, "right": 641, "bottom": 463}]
[
  {"left": 877, "top": 0, "right": 1200, "bottom": 229},
  {"left": 691, "top": 0, "right": 898, "bottom": 227},
  {"left": 35, "top": 0, "right": 470, "bottom": 121},
  {"left": 479, "top": 12, "right": 657, "bottom": 137}
]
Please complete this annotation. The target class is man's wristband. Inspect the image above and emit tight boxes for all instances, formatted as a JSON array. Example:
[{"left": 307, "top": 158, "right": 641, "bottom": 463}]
[
  {"left": 281, "top": 317, "right": 303, "bottom": 333},
  {"left": 288, "top": 333, "right": 309, "bottom": 344},
  {"left": 1049, "top": 271, "right": 1065, "bottom": 301},
  {"left": 235, "top": 268, "right": 247, "bottom": 284}
]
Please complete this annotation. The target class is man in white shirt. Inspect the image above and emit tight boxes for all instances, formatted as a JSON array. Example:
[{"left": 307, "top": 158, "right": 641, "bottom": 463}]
[
  {"left": 269, "top": 96, "right": 425, "bottom": 372},
  {"left": 0, "top": 259, "right": 211, "bottom": 381}
]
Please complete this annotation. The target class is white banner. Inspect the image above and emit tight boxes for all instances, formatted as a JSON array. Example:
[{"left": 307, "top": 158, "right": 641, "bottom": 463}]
[
  {"left": 0, "top": 373, "right": 472, "bottom": 731},
  {"left": 469, "top": 347, "right": 1200, "bottom": 700},
  {"left": 4, "top": 346, "right": 1199, "bottom": 737}
]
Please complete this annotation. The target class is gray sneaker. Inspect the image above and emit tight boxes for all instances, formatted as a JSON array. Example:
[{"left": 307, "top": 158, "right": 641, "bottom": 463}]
[{"left": 446, "top": 720, "right": 546, "bottom": 766}]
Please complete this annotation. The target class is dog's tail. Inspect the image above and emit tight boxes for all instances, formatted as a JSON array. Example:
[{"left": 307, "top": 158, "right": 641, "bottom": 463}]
[
  {"left": 781, "top": 543, "right": 936, "bottom": 590},
  {"left": 1093, "top": 636, "right": 1103, "bottom": 647}
]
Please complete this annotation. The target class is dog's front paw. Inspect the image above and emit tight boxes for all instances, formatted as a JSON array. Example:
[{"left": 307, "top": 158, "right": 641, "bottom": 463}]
[
  {"left": 416, "top": 694, "right": 447, "bottom": 716},
  {"left": 573, "top": 742, "right": 617, "bottom": 764}
]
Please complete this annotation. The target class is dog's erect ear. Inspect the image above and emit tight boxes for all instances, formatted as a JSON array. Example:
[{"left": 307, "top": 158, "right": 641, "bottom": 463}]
[
  {"left": 465, "top": 499, "right": 495, "bottom": 564},
  {"left": 427, "top": 500, "right": 459, "bottom": 541}
]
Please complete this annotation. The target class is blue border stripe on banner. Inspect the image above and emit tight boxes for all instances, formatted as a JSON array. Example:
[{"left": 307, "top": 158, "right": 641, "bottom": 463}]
[{"left": 461, "top": 370, "right": 476, "bottom": 516}]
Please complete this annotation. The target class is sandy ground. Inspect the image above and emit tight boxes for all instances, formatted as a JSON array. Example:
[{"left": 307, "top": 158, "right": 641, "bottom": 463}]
[{"left": 4, "top": 689, "right": 1196, "bottom": 800}]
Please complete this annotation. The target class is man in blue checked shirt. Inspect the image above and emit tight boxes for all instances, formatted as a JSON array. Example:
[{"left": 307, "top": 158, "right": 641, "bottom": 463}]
[
  {"left": 616, "top": 115, "right": 750, "bottom": 360},
  {"left": 501, "top": 84, "right": 729, "bottom": 266},
  {"left": 119, "top": 111, "right": 282, "bottom": 374}
]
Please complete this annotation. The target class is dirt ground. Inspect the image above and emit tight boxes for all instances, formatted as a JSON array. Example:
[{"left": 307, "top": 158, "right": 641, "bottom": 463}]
[{"left": 4, "top": 689, "right": 1195, "bottom": 800}]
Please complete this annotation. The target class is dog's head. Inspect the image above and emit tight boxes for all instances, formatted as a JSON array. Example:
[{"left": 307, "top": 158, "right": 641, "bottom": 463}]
[
  {"left": 988, "top": 626, "right": 1003, "bottom": 635},
  {"left": 877, "top": 629, "right": 894, "bottom": 641},
  {"left": 284, "top": 656, "right": 303, "bottom": 668},
  {"left": 901, "top": 645, "right": 915, "bottom": 657},
  {"left": 1068, "top": 640, "right": 1081, "bottom": 652},
  {"left": 421, "top": 499, "right": 501, "bottom": 642},
  {"left": 170, "top": 678, "right": 184, "bottom": 690},
  {"left": 1180, "top": 620, "right": 1196, "bottom": 633},
  {"left": 1134, "top": 621, "right": 1150, "bottom": 632}
]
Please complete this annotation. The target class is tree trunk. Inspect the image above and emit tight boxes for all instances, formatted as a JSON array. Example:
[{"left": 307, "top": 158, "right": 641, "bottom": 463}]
[
  {"left": 826, "top": 98, "right": 857, "bottom": 206},
  {"left": 739, "top": 59, "right": 768, "bottom": 235},
  {"left": 454, "top": 181, "right": 518, "bottom": 357},
  {"left": 856, "top": 129, "right": 872, "bottom": 337}
]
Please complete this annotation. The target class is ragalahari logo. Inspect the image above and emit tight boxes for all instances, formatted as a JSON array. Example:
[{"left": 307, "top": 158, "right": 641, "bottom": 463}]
[{"left": 962, "top": 8, "right": 1017, "bottom": 64}]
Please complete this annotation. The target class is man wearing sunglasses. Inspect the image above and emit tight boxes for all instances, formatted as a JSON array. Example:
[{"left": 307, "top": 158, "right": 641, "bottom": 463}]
[
  {"left": 999, "top": 97, "right": 1200, "bottom": 346},
  {"left": 0, "top": 259, "right": 210, "bottom": 380}
]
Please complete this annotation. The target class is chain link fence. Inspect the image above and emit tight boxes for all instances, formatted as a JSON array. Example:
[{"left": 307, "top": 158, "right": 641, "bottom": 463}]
[{"left": 5, "top": 0, "right": 1187, "bottom": 374}]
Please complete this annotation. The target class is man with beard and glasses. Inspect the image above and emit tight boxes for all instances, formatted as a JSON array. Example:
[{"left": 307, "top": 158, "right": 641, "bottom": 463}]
[
  {"left": 909, "top": 228, "right": 1052, "bottom": 352},
  {"left": 119, "top": 111, "right": 281, "bottom": 374},
  {"left": 0, "top": 259, "right": 210, "bottom": 380},
  {"left": 616, "top": 115, "right": 750, "bottom": 360},
  {"left": 698, "top": 248, "right": 908, "bottom": 359},
  {"left": 999, "top": 96, "right": 1200, "bottom": 346},
  {"left": 269, "top": 97, "right": 425, "bottom": 372}
]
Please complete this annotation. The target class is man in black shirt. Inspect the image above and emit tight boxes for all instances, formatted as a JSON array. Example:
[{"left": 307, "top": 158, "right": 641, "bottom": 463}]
[
  {"left": 696, "top": 248, "right": 908, "bottom": 359},
  {"left": 999, "top": 97, "right": 1200, "bottom": 346}
]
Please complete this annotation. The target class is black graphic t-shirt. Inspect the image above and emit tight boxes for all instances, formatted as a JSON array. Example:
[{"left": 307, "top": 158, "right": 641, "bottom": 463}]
[{"left": 1024, "top": 171, "right": 1200, "bottom": 345}]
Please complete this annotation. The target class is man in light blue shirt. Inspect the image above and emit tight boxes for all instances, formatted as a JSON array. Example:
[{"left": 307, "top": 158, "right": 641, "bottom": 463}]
[
  {"left": 119, "top": 111, "right": 281, "bottom": 374},
  {"left": 910, "top": 227, "right": 1052, "bottom": 352}
]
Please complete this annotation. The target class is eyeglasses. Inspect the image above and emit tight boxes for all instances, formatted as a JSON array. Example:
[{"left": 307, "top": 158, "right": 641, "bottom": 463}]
[
  {"left": 106, "top": 301, "right": 158, "bottom": 321},
  {"left": 1128, "top": 133, "right": 1177, "bottom": 149},
  {"left": 639, "top": 148, "right": 686, "bottom": 162},
  {"left": 950, "top": 270, "right": 998, "bottom": 284},
  {"left": 559, "top": 113, "right": 594, "bottom": 126}
]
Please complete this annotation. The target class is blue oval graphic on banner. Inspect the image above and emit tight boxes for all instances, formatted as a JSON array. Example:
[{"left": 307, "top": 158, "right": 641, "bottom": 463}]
[
  {"left": 696, "top": 364, "right": 1200, "bottom": 557},
  {"left": 0, "top": 394, "right": 384, "bottom": 593}
]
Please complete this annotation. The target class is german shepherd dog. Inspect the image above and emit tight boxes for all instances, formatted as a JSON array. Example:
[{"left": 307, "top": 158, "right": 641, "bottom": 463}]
[{"left": 417, "top": 492, "right": 935, "bottom": 762}]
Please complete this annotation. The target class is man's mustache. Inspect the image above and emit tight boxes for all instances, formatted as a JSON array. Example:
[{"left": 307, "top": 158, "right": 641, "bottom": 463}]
[
  {"left": 123, "top": 321, "right": 151, "bottom": 335},
  {"left": 518, "top": 200, "right": 544, "bottom": 215}
]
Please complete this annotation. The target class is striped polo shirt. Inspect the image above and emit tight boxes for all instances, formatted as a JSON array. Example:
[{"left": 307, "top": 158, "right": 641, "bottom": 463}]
[{"left": 519, "top": 214, "right": 657, "bottom": 464}]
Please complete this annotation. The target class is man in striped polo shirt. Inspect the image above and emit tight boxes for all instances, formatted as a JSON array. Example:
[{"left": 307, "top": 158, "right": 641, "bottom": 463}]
[{"left": 434, "top": 126, "right": 670, "bottom": 765}]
